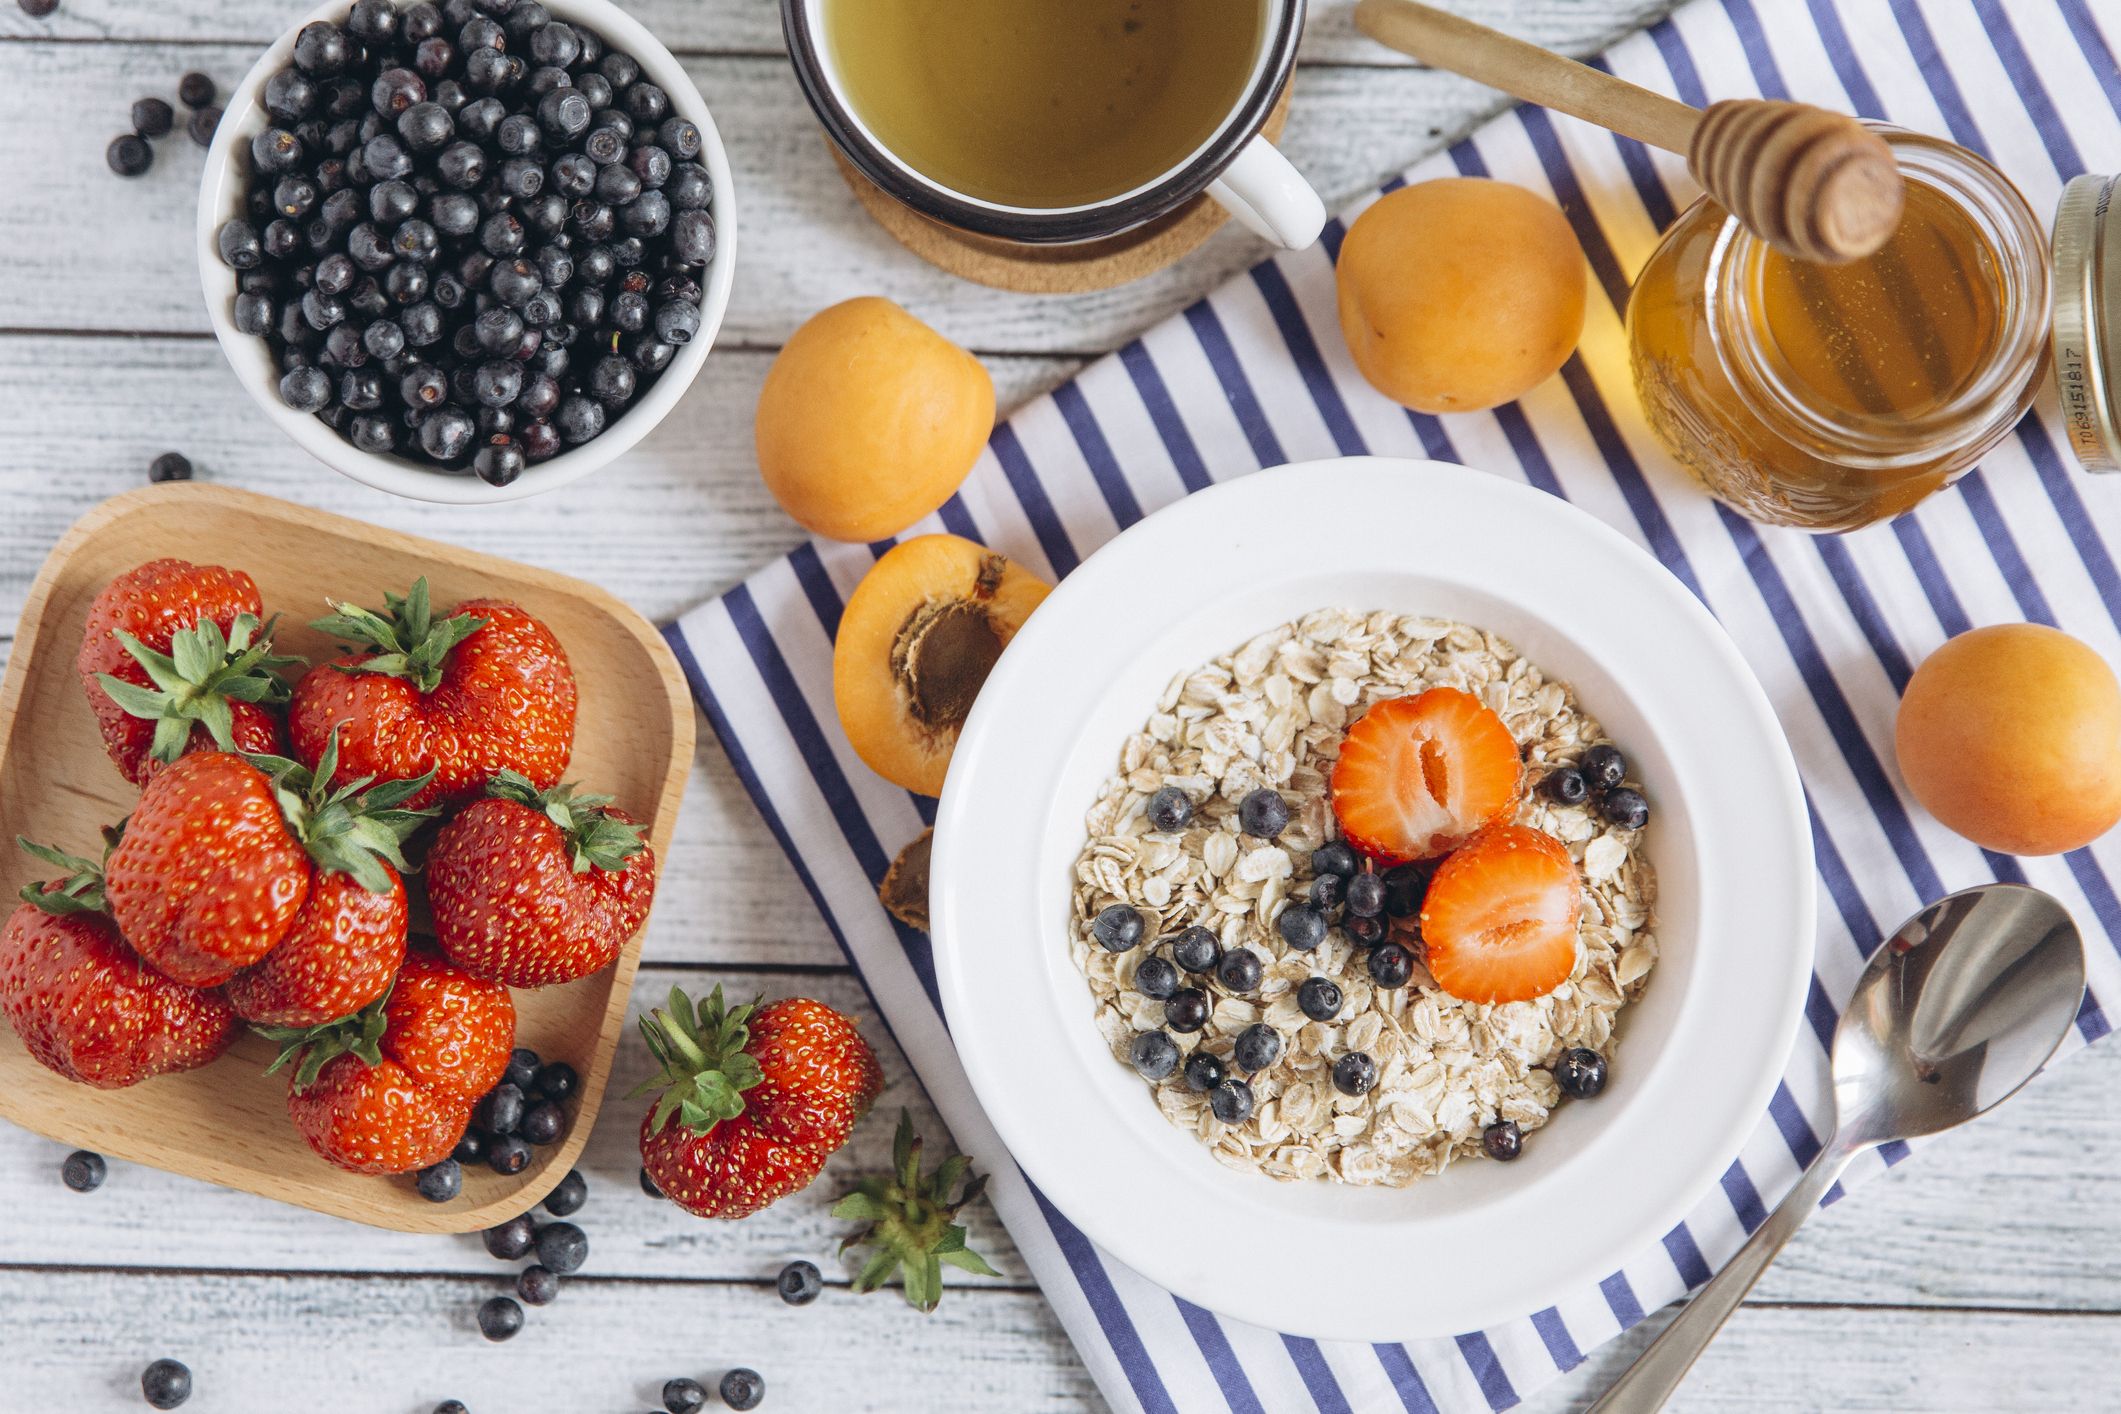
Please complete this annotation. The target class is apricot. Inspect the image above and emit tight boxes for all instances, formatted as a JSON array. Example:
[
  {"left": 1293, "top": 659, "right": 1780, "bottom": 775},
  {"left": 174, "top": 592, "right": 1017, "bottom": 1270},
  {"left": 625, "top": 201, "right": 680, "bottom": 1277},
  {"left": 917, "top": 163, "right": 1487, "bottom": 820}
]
[
  {"left": 756, "top": 297, "right": 995, "bottom": 543},
  {"left": 1335, "top": 178, "right": 1585, "bottom": 414},
  {"left": 1895, "top": 623, "right": 2121, "bottom": 855},
  {"left": 833, "top": 535, "right": 1050, "bottom": 796}
]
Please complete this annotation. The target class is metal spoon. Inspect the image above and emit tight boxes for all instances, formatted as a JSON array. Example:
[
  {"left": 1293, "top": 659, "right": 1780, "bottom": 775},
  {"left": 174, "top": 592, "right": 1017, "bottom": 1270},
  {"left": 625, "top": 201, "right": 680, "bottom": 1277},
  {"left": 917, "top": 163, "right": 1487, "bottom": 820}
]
[{"left": 1590, "top": 883, "right": 2085, "bottom": 1412}]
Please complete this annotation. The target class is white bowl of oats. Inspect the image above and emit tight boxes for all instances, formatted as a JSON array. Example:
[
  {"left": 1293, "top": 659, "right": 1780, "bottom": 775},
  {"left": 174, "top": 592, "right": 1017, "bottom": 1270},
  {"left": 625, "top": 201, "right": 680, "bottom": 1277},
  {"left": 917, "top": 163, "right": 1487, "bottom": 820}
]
[{"left": 930, "top": 457, "right": 1815, "bottom": 1341}]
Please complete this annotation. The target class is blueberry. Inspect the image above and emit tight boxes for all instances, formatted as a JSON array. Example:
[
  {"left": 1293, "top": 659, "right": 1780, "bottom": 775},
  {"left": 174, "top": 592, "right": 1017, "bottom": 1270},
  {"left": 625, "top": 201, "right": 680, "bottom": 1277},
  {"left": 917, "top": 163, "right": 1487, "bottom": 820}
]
[
  {"left": 640, "top": 1165, "right": 666, "bottom": 1199},
  {"left": 61, "top": 1150, "right": 105, "bottom": 1192},
  {"left": 625, "top": 83, "right": 671, "bottom": 124},
  {"left": 1344, "top": 914, "right": 1386, "bottom": 947},
  {"left": 1367, "top": 942, "right": 1414, "bottom": 989},
  {"left": 530, "top": 20, "right": 581, "bottom": 67},
  {"left": 658, "top": 117, "right": 703, "bottom": 160},
  {"left": 362, "top": 320, "right": 405, "bottom": 361},
  {"left": 1345, "top": 871, "right": 1385, "bottom": 918},
  {"left": 486, "top": 1135, "right": 531, "bottom": 1175},
  {"left": 349, "top": 415, "right": 396, "bottom": 453},
  {"left": 415, "top": 38, "right": 456, "bottom": 83},
  {"left": 516, "top": 1264, "right": 560, "bottom": 1305},
  {"left": 668, "top": 164, "right": 714, "bottom": 212},
  {"left": 533, "top": 1061, "right": 578, "bottom": 1102},
  {"left": 1582, "top": 744, "right": 1626, "bottom": 792},
  {"left": 594, "top": 161, "right": 641, "bottom": 206},
  {"left": 132, "top": 97, "right": 174, "bottom": 138},
  {"left": 1145, "top": 786, "right": 1193, "bottom": 833},
  {"left": 477, "top": 1295, "right": 524, "bottom": 1341},
  {"left": 401, "top": 363, "right": 449, "bottom": 408},
  {"left": 415, "top": 1159, "right": 462, "bottom": 1202},
  {"left": 1554, "top": 1048, "right": 1609, "bottom": 1099},
  {"left": 575, "top": 72, "right": 614, "bottom": 112},
  {"left": 521, "top": 420, "right": 561, "bottom": 461},
  {"left": 1170, "top": 926, "right": 1220, "bottom": 974},
  {"left": 471, "top": 359, "right": 523, "bottom": 408},
  {"left": 774, "top": 1258, "right": 824, "bottom": 1307},
  {"left": 453, "top": 1128, "right": 487, "bottom": 1166},
  {"left": 365, "top": 177, "right": 415, "bottom": 223},
  {"left": 1297, "top": 976, "right": 1343, "bottom": 1022},
  {"left": 1090, "top": 904, "right": 1144, "bottom": 953},
  {"left": 371, "top": 68, "right": 426, "bottom": 117},
  {"left": 1164, "top": 988, "right": 1210, "bottom": 1034},
  {"left": 551, "top": 150, "right": 597, "bottom": 197},
  {"left": 278, "top": 365, "right": 332, "bottom": 412},
  {"left": 1541, "top": 765, "right": 1590, "bottom": 806},
  {"left": 1272, "top": 907, "right": 1323, "bottom": 949},
  {"left": 1309, "top": 841, "right": 1358, "bottom": 878},
  {"left": 141, "top": 1358, "right": 192, "bottom": 1409},
  {"left": 584, "top": 126, "right": 627, "bottom": 166},
  {"left": 1129, "top": 1030, "right": 1179, "bottom": 1081},
  {"left": 179, "top": 72, "right": 216, "bottom": 109},
  {"left": 662, "top": 1377, "right": 709, "bottom": 1414},
  {"left": 609, "top": 288, "right": 649, "bottom": 332},
  {"left": 1482, "top": 1120, "right": 1523, "bottom": 1161},
  {"left": 1132, "top": 954, "right": 1179, "bottom": 1001},
  {"left": 482, "top": 1214, "right": 536, "bottom": 1259},
  {"left": 534, "top": 1220, "right": 588, "bottom": 1274},
  {"left": 519, "top": 1099, "right": 565, "bottom": 1145},
  {"left": 347, "top": 0, "right": 399, "bottom": 43},
  {"left": 587, "top": 353, "right": 636, "bottom": 405},
  {"left": 434, "top": 1403, "right": 469, "bottom": 1414},
  {"left": 398, "top": 100, "right": 454, "bottom": 151},
  {"left": 1307, "top": 872, "right": 1344, "bottom": 912},
  {"left": 719, "top": 1369, "right": 764, "bottom": 1412},
  {"left": 1599, "top": 786, "right": 1650, "bottom": 831},
  {"left": 148, "top": 452, "right": 193, "bottom": 484},
  {"left": 475, "top": 305, "right": 527, "bottom": 355},
  {"left": 1215, "top": 947, "right": 1262, "bottom": 994},
  {"left": 1237, "top": 788, "right": 1290, "bottom": 839},
  {"left": 1381, "top": 863, "right": 1430, "bottom": 918},
  {"left": 1208, "top": 1078, "right": 1255, "bottom": 1124},
  {"left": 292, "top": 21, "right": 353, "bottom": 76},
  {"left": 599, "top": 51, "right": 641, "bottom": 89},
  {"left": 266, "top": 69, "right": 319, "bottom": 122},
  {"left": 490, "top": 256, "right": 544, "bottom": 307},
  {"left": 628, "top": 143, "right": 672, "bottom": 190},
  {"left": 1232, "top": 1023, "right": 1282, "bottom": 1074},
  {"left": 475, "top": 1082, "right": 525, "bottom": 1136},
  {"left": 1181, "top": 1050, "right": 1225, "bottom": 1093},
  {"left": 106, "top": 133, "right": 154, "bottom": 177},
  {"left": 478, "top": 209, "right": 525, "bottom": 258},
  {"left": 1332, "top": 1051, "right": 1378, "bottom": 1096}
]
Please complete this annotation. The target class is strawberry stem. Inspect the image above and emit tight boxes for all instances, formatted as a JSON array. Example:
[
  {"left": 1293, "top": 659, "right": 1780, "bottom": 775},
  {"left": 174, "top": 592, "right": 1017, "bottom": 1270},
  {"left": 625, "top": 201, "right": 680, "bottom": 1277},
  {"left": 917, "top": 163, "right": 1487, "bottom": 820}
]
[
  {"left": 14, "top": 834, "right": 111, "bottom": 916},
  {"left": 96, "top": 612, "right": 301, "bottom": 767},
  {"left": 311, "top": 578, "right": 488, "bottom": 695},
  {"left": 627, "top": 985, "right": 764, "bottom": 1139},
  {"left": 486, "top": 769, "right": 647, "bottom": 875},
  {"left": 256, "top": 983, "right": 391, "bottom": 1092},
  {"left": 243, "top": 724, "right": 436, "bottom": 894},
  {"left": 833, "top": 1110, "right": 999, "bottom": 1313}
]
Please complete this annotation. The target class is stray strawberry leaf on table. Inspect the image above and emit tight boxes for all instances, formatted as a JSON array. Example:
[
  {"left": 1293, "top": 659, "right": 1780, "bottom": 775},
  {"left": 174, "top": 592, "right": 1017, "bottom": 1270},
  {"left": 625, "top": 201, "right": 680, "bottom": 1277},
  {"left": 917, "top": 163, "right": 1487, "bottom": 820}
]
[{"left": 834, "top": 1110, "right": 999, "bottom": 1312}]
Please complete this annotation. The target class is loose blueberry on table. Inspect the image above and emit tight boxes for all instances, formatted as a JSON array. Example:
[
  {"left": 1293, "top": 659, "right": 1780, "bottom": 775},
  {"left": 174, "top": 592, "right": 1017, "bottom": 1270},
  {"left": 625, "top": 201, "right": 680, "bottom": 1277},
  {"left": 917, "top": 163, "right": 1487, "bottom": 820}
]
[
  {"left": 776, "top": 1259, "right": 823, "bottom": 1306},
  {"left": 477, "top": 1294, "right": 525, "bottom": 1341},
  {"left": 662, "top": 1377, "right": 710, "bottom": 1414},
  {"left": 141, "top": 1358, "right": 192, "bottom": 1409},
  {"left": 516, "top": 1263, "right": 560, "bottom": 1306},
  {"left": 720, "top": 1368, "right": 766, "bottom": 1412},
  {"left": 214, "top": 2, "right": 718, "bottom": 485},
  {"left": 543, "top": 1167, "right": 589, "bottom": 1215},
  {"left": 61, "top": 1149, "right": 105, "bottom": 1193}
]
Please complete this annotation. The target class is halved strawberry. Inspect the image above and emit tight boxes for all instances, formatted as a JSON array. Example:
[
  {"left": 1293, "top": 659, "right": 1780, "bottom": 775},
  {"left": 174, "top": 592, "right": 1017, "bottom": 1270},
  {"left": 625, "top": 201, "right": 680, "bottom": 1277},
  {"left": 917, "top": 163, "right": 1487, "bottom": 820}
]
[
  {"left": 1329, "top": 688, "right": 1523, "bottom": 863},
  {"left": 1419, "top": 823, "right": 1582, "bottom": 1004}
]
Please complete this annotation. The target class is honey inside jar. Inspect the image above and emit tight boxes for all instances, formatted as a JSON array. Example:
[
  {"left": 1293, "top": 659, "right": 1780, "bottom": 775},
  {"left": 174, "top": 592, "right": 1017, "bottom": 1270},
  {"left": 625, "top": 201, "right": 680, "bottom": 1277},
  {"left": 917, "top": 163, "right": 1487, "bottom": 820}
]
[{"left": 1628, "top": 129, "right": 2050, "bottom": 532}]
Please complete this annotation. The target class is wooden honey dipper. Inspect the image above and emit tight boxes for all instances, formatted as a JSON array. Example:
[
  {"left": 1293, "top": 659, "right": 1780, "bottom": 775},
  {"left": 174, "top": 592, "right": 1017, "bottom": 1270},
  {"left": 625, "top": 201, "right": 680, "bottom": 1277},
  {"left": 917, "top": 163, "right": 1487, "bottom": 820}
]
[{"left": 1353, "top": 0, "right": 1906, "bottom": 263}]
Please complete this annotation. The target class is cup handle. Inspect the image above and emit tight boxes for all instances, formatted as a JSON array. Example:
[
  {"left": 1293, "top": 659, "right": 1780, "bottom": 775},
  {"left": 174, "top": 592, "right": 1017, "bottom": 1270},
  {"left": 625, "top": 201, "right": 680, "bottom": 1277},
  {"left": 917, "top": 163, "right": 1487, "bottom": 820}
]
[{"left": 1207, "top": 135, "right": 1327, "bottom": 249}]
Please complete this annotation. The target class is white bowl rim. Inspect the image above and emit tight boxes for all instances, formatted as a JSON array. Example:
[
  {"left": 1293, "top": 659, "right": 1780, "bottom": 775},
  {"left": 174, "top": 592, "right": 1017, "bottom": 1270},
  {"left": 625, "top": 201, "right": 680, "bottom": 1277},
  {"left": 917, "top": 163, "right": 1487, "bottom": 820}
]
[
  {"left": 930, "top": 456, "right": 1817, "bottom": 1341},
  {"left": 195, "top": 0, "right": 736, "bottom": 504}
]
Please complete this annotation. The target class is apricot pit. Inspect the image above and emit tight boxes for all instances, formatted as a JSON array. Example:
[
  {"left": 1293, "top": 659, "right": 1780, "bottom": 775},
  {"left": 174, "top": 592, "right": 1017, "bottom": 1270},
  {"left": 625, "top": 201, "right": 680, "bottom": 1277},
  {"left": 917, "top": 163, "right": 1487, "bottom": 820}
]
[{"left": 833, "top": 535, "right": 1050, "bottom": 796}]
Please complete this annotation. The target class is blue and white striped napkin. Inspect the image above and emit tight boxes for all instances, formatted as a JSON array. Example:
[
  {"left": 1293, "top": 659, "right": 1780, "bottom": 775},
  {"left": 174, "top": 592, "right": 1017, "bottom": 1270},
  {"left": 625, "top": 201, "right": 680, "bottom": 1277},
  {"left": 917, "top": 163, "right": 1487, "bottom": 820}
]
[{"left": 668, "top": 1, "right": 2121, "bottom": 1408}]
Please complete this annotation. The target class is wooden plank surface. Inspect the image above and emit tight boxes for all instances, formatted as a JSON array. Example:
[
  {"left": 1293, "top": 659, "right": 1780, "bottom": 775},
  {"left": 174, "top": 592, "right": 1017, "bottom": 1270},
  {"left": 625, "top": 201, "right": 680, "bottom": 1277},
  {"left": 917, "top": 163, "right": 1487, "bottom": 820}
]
[{"left": 6, "top": 0, "right": 2119, "bottom": 1410}]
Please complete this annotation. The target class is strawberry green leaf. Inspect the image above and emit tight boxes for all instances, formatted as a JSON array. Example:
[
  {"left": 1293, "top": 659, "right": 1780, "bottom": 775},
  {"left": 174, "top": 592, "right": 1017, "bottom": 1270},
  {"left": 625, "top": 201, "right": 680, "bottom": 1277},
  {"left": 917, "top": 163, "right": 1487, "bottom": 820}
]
[
  {"left": 834, "top": 1109, "right": 997, "bottom": 1314},
  {"left": 14, "top": 835, "right": 108, "bottom": 916},
  {"left": 630, "top": 985, "right": 765, "bottom": 1139},
  {"left": 257, "top": 985, "right": 392, "bottom": 1093},
  {"left": 313, "top": 579, "right": 488, "bottom": 695}
]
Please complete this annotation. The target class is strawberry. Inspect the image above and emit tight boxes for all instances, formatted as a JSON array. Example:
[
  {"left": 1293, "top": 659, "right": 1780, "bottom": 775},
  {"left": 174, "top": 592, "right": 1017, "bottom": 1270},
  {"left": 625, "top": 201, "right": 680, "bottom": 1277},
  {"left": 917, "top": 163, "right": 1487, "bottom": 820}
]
[
  {"left": 76, "top": 558, "right": 298, "bottom": 786},
  {"left": 427, "top": 771, "right": 658, "bottom": 989},
  {"left": 1418, "top": 823, "right": 1583, "bottom": 1004},
  {"left": 834, "top": 1111, "right": 999, "bottom": 1312},
  {"left": 222, "top": 867, "right": 407, "bottom": 1028},
  {"left": 1330, "top": 687, "right": 1524, "bottom": 863},
  {"left": 103, "top": 731, "right": 430, "bottom": 991},
  {"left": 1, "top": 837, "right": 238, "bottom": 1089},
  {"left": 635, "top": 987, "right": 882, "bottom": 1220},
  {"left": 289, "top": 578, "right": 577, "bottom": 811},
  {"left": 265, "top": 949, "right": 515, "bottom": 1175}
]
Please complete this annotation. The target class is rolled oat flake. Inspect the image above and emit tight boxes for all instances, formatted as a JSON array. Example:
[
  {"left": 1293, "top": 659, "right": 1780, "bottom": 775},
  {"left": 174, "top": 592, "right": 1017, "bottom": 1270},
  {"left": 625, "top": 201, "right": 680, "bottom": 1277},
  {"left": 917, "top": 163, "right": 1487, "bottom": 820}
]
[{"left": 2051, "top": 172, "right": 2121, "bottom": 473}]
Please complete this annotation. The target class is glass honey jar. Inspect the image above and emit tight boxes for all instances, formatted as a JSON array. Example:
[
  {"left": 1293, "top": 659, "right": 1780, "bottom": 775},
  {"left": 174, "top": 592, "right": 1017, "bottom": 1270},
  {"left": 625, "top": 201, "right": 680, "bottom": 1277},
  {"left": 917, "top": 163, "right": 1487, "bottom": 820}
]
[{"left": 1628, "top": 128, "right": 2059, "bottom": 532}]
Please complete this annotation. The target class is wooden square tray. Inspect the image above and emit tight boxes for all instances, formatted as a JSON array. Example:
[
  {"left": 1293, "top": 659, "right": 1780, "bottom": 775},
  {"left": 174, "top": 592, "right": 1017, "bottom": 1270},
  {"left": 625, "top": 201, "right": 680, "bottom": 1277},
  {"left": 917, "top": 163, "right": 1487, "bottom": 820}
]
[{"left": 0, "top": 485, "right": 693, "bottom": 1232}]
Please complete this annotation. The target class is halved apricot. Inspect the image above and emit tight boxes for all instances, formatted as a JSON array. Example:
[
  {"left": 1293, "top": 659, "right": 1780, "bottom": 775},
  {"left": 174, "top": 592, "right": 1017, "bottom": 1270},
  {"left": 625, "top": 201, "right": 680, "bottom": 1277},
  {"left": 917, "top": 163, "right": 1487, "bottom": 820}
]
[{"left": 833, "top": 535, "right": 1050, "bottom": 796}]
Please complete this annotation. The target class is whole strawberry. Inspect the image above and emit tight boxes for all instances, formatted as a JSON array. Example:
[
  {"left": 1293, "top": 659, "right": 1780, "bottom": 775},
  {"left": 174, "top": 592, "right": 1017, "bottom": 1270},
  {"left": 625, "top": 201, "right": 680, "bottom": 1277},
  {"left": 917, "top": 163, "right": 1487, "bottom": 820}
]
[
  {"left": 1, "top": 837, "right": 238, "bottom": 1089},
  {"left": 635, "top": 987, "right": 882, "bottom": 1220},
  {"left": 289, "top": 579, "right": 576, "bottom": 811},
  {"left": 104, "top": 732, "right": 429, "bottom": 992},
  {"left": 76, "top": 558, "right": 298, "bottom": 785},
  {"left": 428, "top": 771, "right": 658, "bottom": 988},
  {"left": 265, "top": 949, "right": 514, "bottom": 1175}
]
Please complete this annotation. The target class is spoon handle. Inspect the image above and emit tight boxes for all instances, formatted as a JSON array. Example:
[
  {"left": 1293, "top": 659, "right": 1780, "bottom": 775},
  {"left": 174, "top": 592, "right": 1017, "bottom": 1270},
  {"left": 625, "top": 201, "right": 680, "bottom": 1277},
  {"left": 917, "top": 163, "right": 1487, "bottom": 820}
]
[{"left": 1587, "top": 1142, "right": 1859, "bottom": 1412}]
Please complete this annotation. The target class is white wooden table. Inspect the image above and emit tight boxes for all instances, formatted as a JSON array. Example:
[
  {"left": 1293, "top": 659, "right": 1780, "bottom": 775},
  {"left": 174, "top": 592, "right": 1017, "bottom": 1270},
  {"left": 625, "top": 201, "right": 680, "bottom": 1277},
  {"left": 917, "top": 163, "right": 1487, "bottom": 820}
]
[{"left": 3, "top": 2, "right": 2118, "bottom": 1409}]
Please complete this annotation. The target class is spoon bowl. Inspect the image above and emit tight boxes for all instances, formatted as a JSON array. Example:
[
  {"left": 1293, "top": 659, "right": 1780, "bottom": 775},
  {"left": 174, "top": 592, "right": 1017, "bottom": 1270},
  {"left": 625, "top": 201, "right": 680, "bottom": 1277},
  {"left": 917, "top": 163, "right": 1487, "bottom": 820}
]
[{"left": 1592, "top": 882, "right": 2086, "bottom": 1411}]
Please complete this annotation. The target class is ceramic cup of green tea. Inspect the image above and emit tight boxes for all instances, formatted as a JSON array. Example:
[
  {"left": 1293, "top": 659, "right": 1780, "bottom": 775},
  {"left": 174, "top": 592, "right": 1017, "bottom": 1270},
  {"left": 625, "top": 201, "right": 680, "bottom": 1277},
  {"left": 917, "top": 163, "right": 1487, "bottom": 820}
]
[{"left": 781, "top": 0, "right": 1326, "bottom": 249}]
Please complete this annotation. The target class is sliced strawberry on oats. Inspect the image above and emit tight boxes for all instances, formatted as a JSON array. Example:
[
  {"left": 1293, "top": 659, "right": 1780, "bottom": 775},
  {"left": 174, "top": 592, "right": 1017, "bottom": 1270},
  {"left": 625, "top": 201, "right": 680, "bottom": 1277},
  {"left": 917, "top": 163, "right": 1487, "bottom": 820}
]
[
  {"left": 1418, "top": 823, "right": 1582, "bottom": 1005},
  {"left": 1329, "top": 687, "right": 1523, "bottom": 864}
]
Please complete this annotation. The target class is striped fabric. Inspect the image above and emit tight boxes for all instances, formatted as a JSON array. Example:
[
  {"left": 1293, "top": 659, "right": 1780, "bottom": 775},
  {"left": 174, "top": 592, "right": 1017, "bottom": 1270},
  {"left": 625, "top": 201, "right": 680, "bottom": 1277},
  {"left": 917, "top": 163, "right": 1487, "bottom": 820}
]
[{"left": 667, "top": 1, "right": 2121, "bottom": 1408}]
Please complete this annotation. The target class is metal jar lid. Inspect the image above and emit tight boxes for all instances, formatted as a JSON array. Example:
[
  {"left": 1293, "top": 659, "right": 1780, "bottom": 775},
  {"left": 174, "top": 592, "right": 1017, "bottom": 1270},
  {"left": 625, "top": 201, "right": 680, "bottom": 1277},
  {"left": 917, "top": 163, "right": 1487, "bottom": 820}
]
[{"left": 2052, "top": 173, "right": 2121, "bottom": 473}]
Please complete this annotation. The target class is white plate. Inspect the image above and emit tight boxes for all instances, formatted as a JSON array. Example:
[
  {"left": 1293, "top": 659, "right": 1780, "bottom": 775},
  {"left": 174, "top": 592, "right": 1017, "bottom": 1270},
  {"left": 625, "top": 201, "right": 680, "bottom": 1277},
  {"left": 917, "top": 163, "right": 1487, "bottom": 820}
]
[{"left": 931, "top": 457, "right": 1815, "bottom": 1341}]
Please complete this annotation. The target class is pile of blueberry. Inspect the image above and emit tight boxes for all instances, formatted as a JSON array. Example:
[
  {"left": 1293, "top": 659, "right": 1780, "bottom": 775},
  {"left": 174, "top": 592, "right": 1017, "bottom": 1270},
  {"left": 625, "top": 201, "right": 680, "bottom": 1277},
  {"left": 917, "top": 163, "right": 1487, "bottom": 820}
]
[
  {"left": 212, "top": 0, "right": 718, "bottom": 485},
  {"left": 1540, "top": 743, "right": 1651, "bottom": 831},
  {"left": 475, "top": 1174, "right": 589, "bottom": 1341},
  {"left": 107, "top": 70, "right": 222, "bottom": 176},
  {"left": 414, "top": 1044, "right": 577, "bottom": 1201}
]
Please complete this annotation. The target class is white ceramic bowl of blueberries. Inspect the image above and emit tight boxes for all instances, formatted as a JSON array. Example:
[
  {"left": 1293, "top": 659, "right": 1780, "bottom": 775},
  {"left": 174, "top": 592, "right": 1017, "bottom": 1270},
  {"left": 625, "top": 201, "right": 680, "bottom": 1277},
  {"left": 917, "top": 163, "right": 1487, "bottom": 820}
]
[{"left": 197, "top": 0, "right": 735, "bottom": 503}]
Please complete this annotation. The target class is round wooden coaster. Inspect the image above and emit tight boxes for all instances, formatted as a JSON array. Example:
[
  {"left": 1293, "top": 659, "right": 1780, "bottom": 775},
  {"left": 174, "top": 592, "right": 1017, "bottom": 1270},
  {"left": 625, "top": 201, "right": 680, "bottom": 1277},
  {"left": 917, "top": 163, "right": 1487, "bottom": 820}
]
[{"left": 833, "top": 88, "right": 1294, "bottom": 295}]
